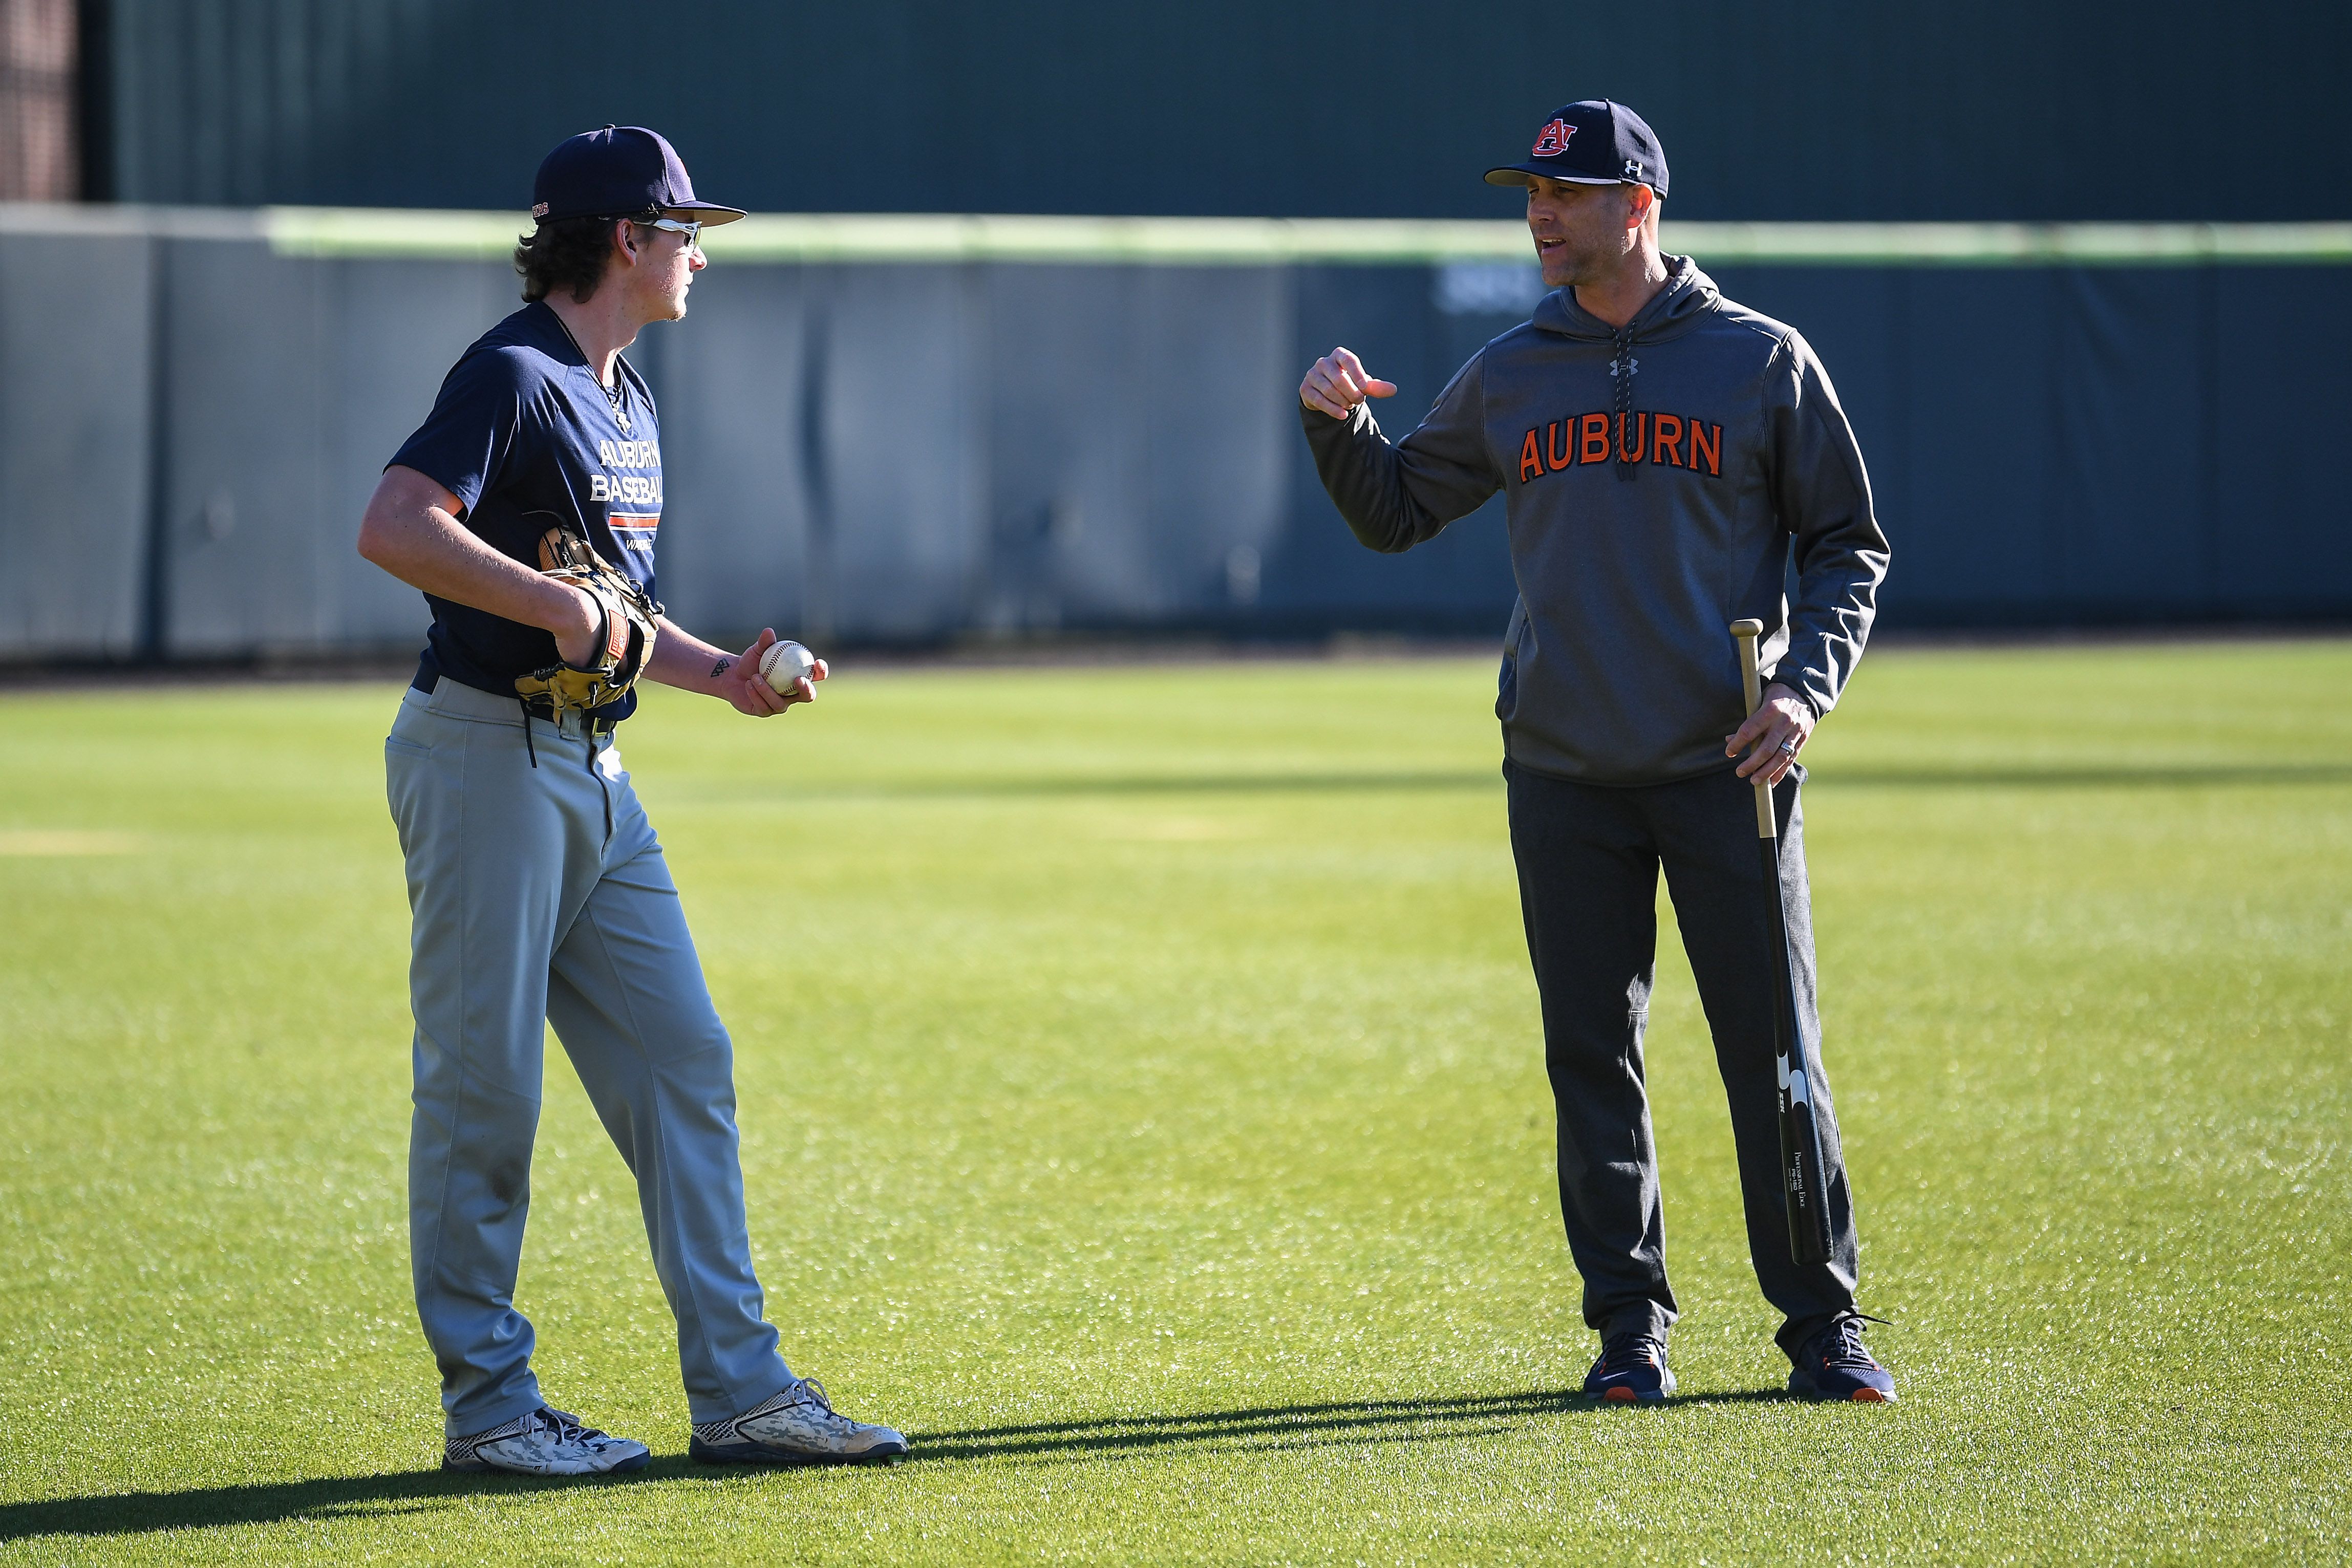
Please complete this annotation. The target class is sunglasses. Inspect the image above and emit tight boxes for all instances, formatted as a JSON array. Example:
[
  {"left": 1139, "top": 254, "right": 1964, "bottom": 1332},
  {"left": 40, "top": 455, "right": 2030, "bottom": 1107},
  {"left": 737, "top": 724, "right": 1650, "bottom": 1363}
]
[{"left": 638, "top": 216, "right": 703, "bottom": 252}]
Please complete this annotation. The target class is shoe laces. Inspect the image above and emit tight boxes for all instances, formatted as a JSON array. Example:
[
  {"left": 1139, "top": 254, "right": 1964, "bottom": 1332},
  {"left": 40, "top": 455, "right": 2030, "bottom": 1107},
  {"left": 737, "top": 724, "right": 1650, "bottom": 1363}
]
[
  {"left": 790, "top": 1379, "right": 836, "bottom": 1414},
  {"left": 1599, "top": 1331, "right": 1665, "bottom": 1373},
  {"left": 533, "top": 1407, "right": 610, "bottom": 1446},
  {"left": 1810, "top": 1312, "right": 1889, "bottom": 1370}
]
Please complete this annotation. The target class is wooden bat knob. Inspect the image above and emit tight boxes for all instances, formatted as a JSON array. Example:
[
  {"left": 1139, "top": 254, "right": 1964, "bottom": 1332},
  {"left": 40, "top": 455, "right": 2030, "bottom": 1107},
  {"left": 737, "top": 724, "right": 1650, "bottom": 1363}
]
[{"left": 1730, "top": 618, "right": 1764, "bottom": 640}]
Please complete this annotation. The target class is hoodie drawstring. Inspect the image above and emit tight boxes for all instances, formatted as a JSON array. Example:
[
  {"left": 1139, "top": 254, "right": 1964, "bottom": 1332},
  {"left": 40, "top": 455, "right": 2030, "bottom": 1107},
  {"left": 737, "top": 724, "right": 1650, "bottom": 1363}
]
[{"left": 1610, "top": 324, "right": 1639, "bottom": 483}]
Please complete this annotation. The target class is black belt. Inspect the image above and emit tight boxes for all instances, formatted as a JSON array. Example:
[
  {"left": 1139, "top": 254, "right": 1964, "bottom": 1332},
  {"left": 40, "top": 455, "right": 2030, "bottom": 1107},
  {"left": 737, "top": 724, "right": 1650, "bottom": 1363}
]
[
  {"left": 520, "top": 697, "right": 623, "bottom": 735},
  {"left": 412, "top": 671, "right": 622, "bottom": 734}
]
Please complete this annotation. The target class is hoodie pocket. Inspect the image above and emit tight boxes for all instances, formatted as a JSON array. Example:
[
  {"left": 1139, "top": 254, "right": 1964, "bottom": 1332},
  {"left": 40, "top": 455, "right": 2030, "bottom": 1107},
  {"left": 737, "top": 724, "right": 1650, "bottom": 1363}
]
[{"left": 1496, "top": 601, "right": 1528, "bottom": 723}]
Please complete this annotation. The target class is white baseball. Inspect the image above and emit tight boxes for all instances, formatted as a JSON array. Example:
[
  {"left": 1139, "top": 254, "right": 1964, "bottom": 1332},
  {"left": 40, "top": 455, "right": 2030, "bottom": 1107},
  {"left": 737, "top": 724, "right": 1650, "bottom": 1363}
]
[{"left": 758, "top": 639, "right": 818, "bottom": 695}]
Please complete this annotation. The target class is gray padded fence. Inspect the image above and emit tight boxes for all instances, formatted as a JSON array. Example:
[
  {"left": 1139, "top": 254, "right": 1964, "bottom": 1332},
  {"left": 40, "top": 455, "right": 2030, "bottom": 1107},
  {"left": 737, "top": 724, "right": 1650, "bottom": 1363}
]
[
  {"left": 0, "top": 208, "right": 1314, "bottom": 660},
  {"left": 0, "top": 226, "right": 152, "bottom": 659},
  {"left": 0, "top": 205, "right": 2346, "bottom": 664}
]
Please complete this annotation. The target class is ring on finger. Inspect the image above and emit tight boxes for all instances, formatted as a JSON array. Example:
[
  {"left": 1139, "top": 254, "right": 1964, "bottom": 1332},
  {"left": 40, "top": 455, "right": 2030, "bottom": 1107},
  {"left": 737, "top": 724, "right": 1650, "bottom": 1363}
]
[{"left": 1777, "top": 740, "right": 1798, "bottom": 754}]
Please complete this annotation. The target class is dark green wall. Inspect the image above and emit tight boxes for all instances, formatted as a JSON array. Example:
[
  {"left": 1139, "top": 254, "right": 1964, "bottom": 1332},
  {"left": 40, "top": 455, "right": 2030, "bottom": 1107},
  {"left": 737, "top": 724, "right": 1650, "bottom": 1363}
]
[{"left": 96, "top": 0, "right": 2351, "bottom": 219}]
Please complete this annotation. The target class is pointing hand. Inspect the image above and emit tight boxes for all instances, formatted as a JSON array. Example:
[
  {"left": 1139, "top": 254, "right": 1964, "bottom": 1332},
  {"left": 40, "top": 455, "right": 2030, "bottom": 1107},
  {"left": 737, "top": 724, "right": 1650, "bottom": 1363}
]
[{"left": 1299, "top": 347, "right": 1398, "bottom": 419}]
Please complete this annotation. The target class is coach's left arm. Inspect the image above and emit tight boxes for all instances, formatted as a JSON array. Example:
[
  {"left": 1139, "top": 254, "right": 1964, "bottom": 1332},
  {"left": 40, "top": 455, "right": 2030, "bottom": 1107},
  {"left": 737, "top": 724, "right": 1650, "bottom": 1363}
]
[
  {"left": 1764, "top": 331, "right": 1891, "bottom": 723},
  {"left": 645, "top": 619, "right": 822, "bottom": 718}
]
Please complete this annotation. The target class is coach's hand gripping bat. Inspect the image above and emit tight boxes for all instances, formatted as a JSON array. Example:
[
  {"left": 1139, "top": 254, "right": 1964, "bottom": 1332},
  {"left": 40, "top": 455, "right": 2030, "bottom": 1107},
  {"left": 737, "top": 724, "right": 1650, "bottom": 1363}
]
[{"left": 1730, "top": 619, "right": 1836, "bottom": 1267}]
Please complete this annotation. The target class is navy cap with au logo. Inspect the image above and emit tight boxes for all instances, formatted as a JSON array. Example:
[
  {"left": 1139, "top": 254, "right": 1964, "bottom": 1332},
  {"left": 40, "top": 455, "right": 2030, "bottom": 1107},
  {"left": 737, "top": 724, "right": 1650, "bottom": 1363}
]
[
  {"left": 530, "top": 125, "right": 747, "bottom": 225},
  {"left": 1484, "top": 100, "right": 1669, "bottom": 201}
]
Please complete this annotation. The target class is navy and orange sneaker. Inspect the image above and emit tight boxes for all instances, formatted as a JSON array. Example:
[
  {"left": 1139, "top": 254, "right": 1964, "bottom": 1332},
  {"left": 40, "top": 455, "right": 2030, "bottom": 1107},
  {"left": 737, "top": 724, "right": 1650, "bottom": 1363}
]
[
  {"left": 1584, "top": 1330, "right": 1675, "bottom": 1403},
  {"left": 1787, "top": 1313, "right": 1897, "bottom": 1403}
]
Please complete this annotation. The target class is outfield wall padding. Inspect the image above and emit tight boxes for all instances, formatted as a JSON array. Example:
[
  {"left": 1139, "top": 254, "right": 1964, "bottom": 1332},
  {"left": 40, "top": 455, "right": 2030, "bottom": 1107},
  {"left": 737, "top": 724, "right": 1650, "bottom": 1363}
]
[
  {"left": 0, "top": 232, "right": 153, "bottom": 659},
  {"left": 1703, "top": 264, "right": 2352, "bottom": 626},
  {"left": 0, "top": 207, "right": 2344, "bottom": 662}
]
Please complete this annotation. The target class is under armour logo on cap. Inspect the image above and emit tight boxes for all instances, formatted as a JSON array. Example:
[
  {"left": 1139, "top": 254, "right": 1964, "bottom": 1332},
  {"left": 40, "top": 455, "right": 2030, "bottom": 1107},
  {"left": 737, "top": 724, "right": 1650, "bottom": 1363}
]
[{"left": 1531, "top": 119, "right": 1578, "bottom": 156}]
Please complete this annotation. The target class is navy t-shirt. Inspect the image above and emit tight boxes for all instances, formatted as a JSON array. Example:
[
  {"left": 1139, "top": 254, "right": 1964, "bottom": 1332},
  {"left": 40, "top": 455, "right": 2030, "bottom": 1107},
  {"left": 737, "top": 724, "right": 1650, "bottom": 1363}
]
[{"left": 388, "top": 301, "right": 664, "bottom": 722}]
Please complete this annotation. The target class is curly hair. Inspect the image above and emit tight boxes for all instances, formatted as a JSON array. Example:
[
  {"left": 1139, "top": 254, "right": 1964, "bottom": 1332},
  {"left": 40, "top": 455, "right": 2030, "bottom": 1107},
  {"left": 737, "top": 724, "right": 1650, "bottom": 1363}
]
[{"left": 512, "top": 208, "right": 660, "bottom": 304}]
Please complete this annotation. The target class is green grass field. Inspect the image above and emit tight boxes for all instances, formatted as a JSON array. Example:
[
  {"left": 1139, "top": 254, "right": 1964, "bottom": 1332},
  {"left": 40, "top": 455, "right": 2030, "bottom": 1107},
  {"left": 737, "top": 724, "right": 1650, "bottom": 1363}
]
[{"left": 2, "top": 641, "right": 2346, "bottom": 1564}]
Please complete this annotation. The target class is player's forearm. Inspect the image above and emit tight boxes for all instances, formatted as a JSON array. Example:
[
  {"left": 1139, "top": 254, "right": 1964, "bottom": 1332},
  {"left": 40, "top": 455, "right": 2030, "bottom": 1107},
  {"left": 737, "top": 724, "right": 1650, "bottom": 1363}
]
[
  {"left": 359, "top": 489, "right": 589, "bottom": 642},
  {"left": 644, "top": 616, "right": 736, "bottom": 696}
]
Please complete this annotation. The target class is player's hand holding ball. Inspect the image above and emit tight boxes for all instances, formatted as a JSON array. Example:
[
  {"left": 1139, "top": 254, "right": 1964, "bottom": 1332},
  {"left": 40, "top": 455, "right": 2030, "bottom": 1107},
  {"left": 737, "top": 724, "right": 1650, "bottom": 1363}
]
[
  {"left": 721, "top": 628, "right": 826, "bottom": 718},
  {"left": 1299, "top": 346, "right": 1398, "bottom": 420},
  {"left": 759, "top": 637, "right": 820, "bottom": 695}
]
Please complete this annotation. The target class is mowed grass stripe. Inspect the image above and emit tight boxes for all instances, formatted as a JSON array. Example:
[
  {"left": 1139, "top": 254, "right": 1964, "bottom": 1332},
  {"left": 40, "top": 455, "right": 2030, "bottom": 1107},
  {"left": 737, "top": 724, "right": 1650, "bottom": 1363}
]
[{"left": 0, "top": 642, "right": 2345, "bottom": 1563}]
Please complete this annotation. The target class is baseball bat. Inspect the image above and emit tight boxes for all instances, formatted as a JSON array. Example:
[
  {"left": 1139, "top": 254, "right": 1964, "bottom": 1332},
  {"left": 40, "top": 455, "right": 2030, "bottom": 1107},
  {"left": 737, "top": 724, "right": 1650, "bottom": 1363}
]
[{"left": 1729, "top": 619, "right": 1835, "bottom": 1266}]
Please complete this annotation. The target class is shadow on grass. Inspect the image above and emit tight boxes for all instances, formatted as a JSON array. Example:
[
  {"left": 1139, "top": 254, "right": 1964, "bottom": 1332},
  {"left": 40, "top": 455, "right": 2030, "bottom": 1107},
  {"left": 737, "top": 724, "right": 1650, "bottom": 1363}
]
[
  {"left": 904, "top": 1386, "right": 1792, "bottom": 1465},
  {"left": 0, "top": 1387, "right": 1790, "bottom": 1540},
  {"left": 0, "top": 1463, "right": 687, "bottom": 1542}
]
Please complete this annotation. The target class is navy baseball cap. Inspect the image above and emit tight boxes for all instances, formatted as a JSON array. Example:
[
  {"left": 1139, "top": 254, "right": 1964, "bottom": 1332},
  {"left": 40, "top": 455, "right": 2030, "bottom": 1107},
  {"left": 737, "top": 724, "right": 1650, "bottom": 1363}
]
[
  {"left": 1484, "top": 100, "right": 1668, "bottom": 200},
  {"left": 530, "top": 126, "right": 746, "bottom": 225}
]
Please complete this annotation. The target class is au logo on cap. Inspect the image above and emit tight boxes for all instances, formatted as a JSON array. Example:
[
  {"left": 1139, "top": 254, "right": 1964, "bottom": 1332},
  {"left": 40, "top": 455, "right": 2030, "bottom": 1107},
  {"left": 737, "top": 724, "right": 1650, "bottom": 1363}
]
[{"left": 1530, "top": 119, "right": 1578, "bottom": 156}]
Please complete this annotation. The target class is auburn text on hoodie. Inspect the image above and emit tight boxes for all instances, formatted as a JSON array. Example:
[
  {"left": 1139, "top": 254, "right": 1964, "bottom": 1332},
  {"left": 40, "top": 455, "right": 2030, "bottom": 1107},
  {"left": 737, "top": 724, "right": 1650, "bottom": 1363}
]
[{"left": 1301, "top": 256, "right": 1890, "bottom": 785}]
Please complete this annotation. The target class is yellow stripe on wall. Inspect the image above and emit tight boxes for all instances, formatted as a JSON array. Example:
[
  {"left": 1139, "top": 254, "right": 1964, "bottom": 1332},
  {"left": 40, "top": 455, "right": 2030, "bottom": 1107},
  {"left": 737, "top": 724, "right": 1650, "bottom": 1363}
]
[{"left": 6, "top": 203, "right": 2338, "bottom": 266}]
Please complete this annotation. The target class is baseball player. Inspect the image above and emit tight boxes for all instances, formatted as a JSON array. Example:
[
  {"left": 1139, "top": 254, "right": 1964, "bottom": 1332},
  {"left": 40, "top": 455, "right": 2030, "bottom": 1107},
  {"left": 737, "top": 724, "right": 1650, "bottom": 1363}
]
[
  {"left": 356, "top": 126, "right": 906, "bottom": 1474},
  {"left": 1298, "top": 101, "right": 1896, "bottom": 1402}
]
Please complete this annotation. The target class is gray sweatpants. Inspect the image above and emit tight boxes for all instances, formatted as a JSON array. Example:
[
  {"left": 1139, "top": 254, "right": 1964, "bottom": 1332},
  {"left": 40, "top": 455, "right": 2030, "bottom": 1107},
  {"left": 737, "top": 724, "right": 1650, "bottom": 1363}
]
[
  {"left": 1504, "top": 759, "right": 1861, "bottom": 1359},
  {"left": 386, "top": 678, "right": 794, "bottom": 1438}
]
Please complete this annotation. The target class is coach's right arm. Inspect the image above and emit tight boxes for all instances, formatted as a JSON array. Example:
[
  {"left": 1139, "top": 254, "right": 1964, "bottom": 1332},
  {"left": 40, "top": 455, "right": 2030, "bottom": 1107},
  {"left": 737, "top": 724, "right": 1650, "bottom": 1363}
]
[{"left": 1299, "top": 348, "right": 1501, "bottom": 552}]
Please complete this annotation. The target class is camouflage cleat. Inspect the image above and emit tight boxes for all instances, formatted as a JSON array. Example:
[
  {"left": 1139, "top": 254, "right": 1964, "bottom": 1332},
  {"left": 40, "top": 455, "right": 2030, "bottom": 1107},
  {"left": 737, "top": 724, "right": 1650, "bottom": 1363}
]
[
  {"left": 690, "top": 1378, "right": 909, "bottom": 1467},
  {"left": 442, "top": 1406, "right": 651, "bottom": 1476}
]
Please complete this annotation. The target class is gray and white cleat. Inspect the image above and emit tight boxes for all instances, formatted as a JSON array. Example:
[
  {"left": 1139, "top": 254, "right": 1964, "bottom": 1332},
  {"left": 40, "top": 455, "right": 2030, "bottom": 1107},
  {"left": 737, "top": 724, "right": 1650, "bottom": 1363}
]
[
  {"left": 442, "top": 1406, "right": 652, "bottom": 1476},
  {"left": 691, "top": 1378, "right": 909, "bottom": 1467}
]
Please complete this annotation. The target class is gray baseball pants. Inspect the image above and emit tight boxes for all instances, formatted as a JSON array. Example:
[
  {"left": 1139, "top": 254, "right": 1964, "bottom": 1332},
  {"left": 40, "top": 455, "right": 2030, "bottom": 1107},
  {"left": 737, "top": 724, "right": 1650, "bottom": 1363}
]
[
  {"left": 1504, "top": 759, "right": 1861, "bottom": 1360},
  {"left": 386, "top": 677, "right": 794, "bottom": 1439}
]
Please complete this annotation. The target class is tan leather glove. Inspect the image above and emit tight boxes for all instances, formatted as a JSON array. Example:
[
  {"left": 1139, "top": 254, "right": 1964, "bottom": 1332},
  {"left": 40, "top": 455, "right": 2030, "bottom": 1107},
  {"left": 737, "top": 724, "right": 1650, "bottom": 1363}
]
[{"left": 514, "top": 522, "right": 661, "bottom": 714}]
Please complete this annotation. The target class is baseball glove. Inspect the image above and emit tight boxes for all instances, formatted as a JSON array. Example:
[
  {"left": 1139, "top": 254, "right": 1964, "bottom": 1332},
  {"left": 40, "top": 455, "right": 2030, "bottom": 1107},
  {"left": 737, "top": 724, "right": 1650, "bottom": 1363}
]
[{"left": 514, "top": 519, "right": 662, "bottom": 715}]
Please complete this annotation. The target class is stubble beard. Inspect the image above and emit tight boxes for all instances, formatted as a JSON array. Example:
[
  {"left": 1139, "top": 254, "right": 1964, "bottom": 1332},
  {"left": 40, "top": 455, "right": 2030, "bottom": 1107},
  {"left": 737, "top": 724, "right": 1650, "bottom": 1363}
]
[
  {"left": 1536, "top": 213, "right": 1622, "bottom": 291},
  {"left": 1541, "top": 242, "right": 1600, "bottom": 292},
  {"left": 1567, "top": 231, "right": 1655, "bottom": 299}
]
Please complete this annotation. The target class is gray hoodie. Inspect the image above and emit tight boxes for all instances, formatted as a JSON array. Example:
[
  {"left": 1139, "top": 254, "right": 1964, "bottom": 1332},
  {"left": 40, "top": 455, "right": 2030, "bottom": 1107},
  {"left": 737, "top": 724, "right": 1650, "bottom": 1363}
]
[{"left": 1301, "top": 256, "right": 1889, "bottom": 785}]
